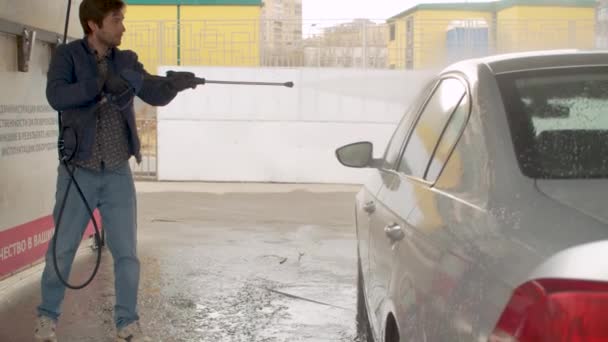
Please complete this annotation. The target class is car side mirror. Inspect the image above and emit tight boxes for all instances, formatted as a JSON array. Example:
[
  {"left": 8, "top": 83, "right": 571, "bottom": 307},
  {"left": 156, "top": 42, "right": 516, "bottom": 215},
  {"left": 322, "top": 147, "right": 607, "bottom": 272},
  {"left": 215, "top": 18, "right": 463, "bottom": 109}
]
[{"left": 335, "top": 142, "right": 375, "bottom": 168}]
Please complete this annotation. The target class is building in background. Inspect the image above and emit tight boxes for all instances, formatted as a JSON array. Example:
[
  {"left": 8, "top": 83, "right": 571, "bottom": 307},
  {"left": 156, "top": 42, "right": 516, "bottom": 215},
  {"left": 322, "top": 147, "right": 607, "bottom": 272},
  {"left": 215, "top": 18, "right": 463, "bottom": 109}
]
[
  {"left": 388, "top": 2, "right": 494, "bottom": 70},
  {"left": 303, "top": 19, "right": 388, "bottom": 68},
  {"left": 387, "top": 0, "right": 597, "bottom": 69},
  {"left": 123, "top": 0, "right": 263, "bottom": 73},
  {"left": 260, "top": 0, "right": 303, "bottom": 66},
  {"left": 122, "top": 0, "right": 263, "bottom": 166},
  {"left": 598, "top": 0, "right": 608, "bottom": 48}
]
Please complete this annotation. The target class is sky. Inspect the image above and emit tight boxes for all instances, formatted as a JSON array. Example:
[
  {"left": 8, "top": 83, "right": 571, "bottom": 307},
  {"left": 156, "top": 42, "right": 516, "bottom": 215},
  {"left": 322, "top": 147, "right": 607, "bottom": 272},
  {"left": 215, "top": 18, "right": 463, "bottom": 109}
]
[{"left": 302, "top": 0, "right": 496, "bottom": 21}]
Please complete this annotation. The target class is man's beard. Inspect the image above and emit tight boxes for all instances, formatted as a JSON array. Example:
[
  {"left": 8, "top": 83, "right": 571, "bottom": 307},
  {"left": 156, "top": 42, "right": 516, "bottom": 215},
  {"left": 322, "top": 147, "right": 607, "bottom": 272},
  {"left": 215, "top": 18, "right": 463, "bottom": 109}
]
[{"left": 98, "top": 32, "right": 120, "bottom": 48}]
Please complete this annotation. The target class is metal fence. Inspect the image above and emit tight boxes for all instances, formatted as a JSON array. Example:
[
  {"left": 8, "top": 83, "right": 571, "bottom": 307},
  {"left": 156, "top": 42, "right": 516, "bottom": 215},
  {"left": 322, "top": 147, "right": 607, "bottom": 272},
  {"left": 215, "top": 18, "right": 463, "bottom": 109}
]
[
  {"left": 122, "top": 17, "right": 600, "bottom": 179},
  {"left": 130, "top": 100, "right": 157, "bottom": 179},
  {"left": 122, "top": 17, "right": 600, "bottom": 72}
]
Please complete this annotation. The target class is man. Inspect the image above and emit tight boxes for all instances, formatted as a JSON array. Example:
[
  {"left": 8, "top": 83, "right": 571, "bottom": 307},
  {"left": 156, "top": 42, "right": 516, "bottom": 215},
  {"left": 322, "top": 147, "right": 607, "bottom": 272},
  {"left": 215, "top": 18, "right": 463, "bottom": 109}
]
[{"left": 35, "top": 1, "right": 197, "bottom": 341}]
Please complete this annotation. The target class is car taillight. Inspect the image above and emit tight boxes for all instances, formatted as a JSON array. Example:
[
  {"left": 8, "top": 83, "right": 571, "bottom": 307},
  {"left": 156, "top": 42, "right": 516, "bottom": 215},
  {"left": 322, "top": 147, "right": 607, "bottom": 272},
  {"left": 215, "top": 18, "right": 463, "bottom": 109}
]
[{"left": 490, "top": 279, "right": 608, "bottom": 342}]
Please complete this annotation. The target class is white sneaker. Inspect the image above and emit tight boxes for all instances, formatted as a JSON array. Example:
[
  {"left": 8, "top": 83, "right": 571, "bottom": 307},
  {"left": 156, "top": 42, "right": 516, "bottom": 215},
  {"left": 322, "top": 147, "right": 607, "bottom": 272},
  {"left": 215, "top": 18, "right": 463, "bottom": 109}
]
[
  {"left": 34, "top": 316, "right": 57, "bottom": 342},
  {"left": 116, "top": 321, "right": 152, "bottom": 341}
]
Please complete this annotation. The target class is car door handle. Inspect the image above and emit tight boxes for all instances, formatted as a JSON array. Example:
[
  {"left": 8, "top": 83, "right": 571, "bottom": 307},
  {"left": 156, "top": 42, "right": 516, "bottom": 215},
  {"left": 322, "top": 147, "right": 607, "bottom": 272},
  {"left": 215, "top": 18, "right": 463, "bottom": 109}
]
[
  {"left": 363, "top": 201, "right": 376, "bottom": 214},
  {"left": 384, "top": 223, "right": 406, "bottom": 242}
]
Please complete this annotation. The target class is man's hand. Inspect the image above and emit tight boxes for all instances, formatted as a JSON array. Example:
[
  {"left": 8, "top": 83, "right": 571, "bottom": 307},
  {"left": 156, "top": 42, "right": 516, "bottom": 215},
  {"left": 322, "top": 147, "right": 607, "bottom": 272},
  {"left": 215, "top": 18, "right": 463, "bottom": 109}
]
[
  {"left": 103, "top": 70, "right": 143, "bottom": 96},
  {"left": 103, "top": 74, "right": 130, "bottom": 95},
  {"left": 166, "top": 71, "right": 199, "bottom": 92}
]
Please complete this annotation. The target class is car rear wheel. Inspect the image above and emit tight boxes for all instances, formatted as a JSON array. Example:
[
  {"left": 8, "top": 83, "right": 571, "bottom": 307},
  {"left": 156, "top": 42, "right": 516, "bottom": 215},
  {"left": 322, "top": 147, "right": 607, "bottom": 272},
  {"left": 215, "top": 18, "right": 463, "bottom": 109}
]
[{"left": 357, "top": 259, "right": 374, "bottom": 342}]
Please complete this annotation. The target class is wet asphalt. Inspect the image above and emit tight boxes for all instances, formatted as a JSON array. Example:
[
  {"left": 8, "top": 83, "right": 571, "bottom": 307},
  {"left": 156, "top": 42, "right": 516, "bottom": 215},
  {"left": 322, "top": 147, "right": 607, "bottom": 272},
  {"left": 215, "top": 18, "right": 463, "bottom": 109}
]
[{"left": 0, "top": 183, "right": 362, "bottom": 342}]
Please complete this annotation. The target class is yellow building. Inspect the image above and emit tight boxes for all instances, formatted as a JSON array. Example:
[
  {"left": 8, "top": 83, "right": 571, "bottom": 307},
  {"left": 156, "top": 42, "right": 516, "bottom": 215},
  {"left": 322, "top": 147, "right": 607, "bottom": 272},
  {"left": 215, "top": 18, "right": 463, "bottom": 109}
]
[
  {"left": 387, "top": 0, "right": 596, "bottom": 70},
  {"left": 122, "top": 0, "right": 263, "bottom": 74},
  {"left": 496, "top": 0, "right": 596, "bottom": 53}
]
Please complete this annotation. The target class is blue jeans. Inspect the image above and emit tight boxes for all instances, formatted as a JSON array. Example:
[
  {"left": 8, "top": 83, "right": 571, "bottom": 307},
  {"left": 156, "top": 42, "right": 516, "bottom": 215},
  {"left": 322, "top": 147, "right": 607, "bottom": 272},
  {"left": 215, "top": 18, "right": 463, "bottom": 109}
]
[{"left": 37, "top": 161, "right": 140, "bottom": 329}]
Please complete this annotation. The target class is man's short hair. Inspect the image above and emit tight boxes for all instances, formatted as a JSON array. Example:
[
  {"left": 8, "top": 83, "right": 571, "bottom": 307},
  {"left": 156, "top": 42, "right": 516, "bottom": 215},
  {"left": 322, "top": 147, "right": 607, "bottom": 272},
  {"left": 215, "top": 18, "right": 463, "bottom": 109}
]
[{"left": 79, "top": 0, "right": 126, "bottom": 35}]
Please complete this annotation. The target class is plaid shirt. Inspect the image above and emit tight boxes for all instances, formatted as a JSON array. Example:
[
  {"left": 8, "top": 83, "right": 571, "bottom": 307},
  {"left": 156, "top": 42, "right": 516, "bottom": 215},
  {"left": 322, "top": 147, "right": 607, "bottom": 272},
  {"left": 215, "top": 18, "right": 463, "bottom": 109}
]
[{"left": 74, "top": 51, "right": 131, "bottom": 171}]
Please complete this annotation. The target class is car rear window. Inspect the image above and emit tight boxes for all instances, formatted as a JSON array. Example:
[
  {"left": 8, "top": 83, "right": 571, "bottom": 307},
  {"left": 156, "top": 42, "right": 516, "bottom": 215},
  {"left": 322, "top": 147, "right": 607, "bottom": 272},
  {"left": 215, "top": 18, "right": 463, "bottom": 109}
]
[{"left": 497, "top": 66, "right": 608, "bottom": 179}]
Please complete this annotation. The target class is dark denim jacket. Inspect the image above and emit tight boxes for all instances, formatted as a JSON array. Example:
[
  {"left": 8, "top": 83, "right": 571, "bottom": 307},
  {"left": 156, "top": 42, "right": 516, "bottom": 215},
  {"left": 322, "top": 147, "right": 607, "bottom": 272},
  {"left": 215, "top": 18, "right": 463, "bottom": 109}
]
[{"left": 47, "top": 38, "right": 177, "bottom": 163}]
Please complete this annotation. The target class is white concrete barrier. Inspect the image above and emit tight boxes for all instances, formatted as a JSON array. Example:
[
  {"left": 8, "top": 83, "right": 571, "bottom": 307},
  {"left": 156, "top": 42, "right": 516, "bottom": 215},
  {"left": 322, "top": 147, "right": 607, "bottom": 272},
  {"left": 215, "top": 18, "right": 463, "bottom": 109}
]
[
  {"left": 158, "top": 120, "right": 395, "bottom": 183},
  {"left": 157, "top": 67, "right": 435, "bottom": 183}
]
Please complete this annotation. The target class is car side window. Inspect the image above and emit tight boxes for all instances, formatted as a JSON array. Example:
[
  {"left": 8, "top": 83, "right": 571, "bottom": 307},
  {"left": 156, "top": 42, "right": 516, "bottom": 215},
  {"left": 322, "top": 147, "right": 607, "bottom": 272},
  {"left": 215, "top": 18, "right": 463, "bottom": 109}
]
[
  {"left": 397, "top": 78, "right": 466, "bottom": 178},
  {"left": 382, "top": 80, "right": 437, "bottom": 169},
  {"left": 382, "top": 113, "right": 416, "bottom": 170},
  {"left": 434, "top": 97, "right": 489, "bottom": 207},
  {"left": 425, "top": 93, "right": 470, "bottom": 183}
]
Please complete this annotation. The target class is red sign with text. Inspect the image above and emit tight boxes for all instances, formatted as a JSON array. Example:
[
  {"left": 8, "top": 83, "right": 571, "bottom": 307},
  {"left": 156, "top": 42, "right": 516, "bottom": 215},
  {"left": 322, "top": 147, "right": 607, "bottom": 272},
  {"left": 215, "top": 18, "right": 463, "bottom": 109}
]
[{"left": 0, "top": 212, "right": 101, "bottom": 279}]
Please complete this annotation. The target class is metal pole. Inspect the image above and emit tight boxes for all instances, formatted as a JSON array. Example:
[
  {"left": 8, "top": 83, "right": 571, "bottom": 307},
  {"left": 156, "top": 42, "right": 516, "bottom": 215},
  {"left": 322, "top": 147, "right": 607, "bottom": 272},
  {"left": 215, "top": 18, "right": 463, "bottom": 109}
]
[
  {"left": 63, "top": 0, "right": 72, "bottom": 44},
  {"left": 177, "top": 2, "right": 181, "bottom": 66},
  {"left": 318, "top": 33, "right": 321, "bottom": 67},
  {"left": 362, "top": 20, "right": 367, "bottom": 69},
  {"left": 159, "top": 21, "right": 164, "bottom": 66}
]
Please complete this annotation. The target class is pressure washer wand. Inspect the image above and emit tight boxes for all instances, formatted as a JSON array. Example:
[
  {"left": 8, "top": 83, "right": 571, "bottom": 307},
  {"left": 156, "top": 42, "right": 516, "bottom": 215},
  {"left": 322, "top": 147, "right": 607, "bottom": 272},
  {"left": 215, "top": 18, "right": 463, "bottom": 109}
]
[
  {"left": 165, "top": 71, "right": 294, "bottom": 88},
  {"left": 198, "top": 78, "right": 294, "bottom": 88}
]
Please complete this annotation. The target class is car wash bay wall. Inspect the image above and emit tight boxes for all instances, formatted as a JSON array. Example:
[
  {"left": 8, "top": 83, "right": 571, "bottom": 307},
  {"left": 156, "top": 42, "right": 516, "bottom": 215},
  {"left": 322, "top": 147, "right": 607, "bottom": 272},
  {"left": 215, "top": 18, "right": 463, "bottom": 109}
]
[
  {"left": 157, "top": 67, "right": 435, "bottom": 184},
  {"left": 0, "top": 0, "right": 97, "bottom": 280}
]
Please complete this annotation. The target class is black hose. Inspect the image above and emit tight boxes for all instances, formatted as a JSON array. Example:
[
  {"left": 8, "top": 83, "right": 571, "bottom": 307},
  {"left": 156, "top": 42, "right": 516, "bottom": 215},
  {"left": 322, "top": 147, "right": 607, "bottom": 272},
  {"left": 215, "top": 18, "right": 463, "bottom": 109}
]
[
  {"left": 50, "top": 0, "right": 104, "bottom": 290},
  {"left": 52, "top": 162, "right": 103, "bottom": 290}
]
